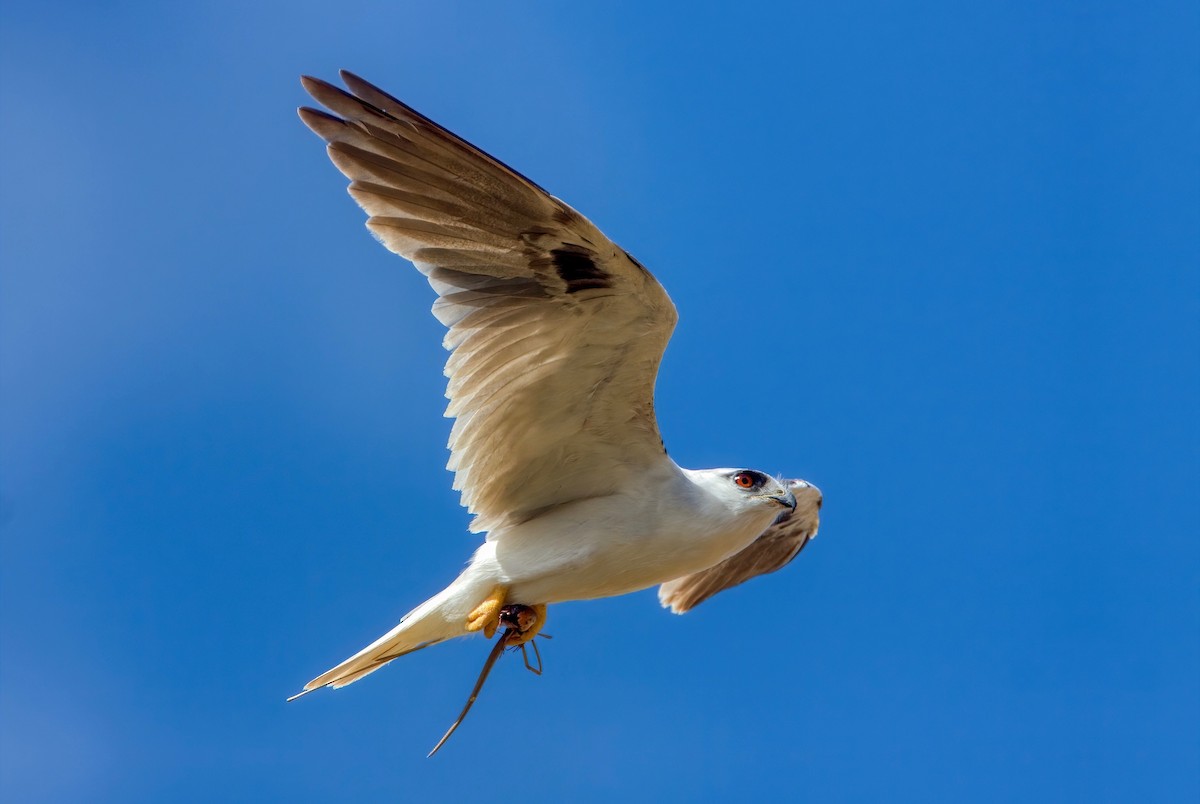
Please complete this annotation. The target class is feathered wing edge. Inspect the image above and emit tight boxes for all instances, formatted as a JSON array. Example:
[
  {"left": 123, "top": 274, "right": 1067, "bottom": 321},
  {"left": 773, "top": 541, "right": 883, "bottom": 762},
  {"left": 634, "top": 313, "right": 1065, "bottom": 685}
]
[
  {"left": 658, "top": 480, "right": 822, "bottom": 614},
  {"left": 297, "top": 71, "right": 678, "bottom": 536}
]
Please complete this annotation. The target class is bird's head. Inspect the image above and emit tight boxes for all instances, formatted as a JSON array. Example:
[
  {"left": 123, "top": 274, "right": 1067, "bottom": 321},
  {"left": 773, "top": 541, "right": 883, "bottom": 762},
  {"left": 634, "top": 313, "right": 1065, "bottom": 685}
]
[{"left": 690, "top": 468, "right": 813, "bottom": 517}]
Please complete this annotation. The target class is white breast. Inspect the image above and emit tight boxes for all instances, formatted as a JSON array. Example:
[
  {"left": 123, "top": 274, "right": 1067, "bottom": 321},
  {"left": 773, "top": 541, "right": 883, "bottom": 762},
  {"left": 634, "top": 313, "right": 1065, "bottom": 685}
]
[{"left": 480, "top": 460, "right": 781, "bottom": 604}]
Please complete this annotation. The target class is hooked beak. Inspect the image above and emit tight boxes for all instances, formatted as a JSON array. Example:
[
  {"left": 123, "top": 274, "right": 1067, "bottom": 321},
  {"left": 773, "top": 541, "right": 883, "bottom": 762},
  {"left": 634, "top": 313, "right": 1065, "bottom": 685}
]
[{"left": 766, "top": 488, "right": 797, "bottom": 512}]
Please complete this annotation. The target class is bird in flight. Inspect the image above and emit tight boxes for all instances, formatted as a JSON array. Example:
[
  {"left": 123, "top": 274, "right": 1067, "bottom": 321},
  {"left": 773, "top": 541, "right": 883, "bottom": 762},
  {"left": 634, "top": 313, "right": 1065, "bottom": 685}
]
[{"left": 289, "top": 72, "right": 823, "bottom": 740}]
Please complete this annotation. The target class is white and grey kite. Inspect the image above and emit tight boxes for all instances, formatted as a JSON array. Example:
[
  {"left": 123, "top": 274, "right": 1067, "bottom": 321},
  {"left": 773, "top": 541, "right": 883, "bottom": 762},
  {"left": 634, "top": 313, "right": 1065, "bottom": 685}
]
[{"left": 290, "top": 72, "right": 823, "bottom": 711}]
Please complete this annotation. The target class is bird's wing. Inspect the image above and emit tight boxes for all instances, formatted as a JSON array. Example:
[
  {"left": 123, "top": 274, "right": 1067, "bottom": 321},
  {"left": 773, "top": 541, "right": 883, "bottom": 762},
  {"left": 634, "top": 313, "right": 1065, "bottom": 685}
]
[
  {"left": 658, "top": 480, "right": 821, "bottom": 613},
  {"left": 300, "top": 72, "right": 678, "bottom": 534}
]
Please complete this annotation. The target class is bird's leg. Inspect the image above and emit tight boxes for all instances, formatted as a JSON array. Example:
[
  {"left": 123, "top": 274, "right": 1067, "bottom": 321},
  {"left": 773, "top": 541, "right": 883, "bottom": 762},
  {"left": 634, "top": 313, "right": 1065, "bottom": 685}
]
[{"left": 465, "top": 585, "right": 507, "bottom": 639}]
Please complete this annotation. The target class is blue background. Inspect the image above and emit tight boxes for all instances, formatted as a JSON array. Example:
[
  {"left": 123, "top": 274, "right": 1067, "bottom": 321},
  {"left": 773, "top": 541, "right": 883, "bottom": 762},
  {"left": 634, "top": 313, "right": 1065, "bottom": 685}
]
[{"left": 2, "top": 2, "right": 1197, "bottom": 801}]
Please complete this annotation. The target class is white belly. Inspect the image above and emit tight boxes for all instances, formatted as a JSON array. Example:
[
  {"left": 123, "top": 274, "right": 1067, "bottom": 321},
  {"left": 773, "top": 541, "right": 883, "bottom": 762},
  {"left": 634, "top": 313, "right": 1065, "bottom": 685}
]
[{"left": 478, "top": 488, "right": 779, "bottom": 605}]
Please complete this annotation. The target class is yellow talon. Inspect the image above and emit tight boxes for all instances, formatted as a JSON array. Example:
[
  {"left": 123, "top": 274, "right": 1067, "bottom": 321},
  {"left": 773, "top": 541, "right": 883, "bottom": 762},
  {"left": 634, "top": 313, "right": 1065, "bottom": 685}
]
[{"left": 465, "top": 586, "right": 507, "bottom": 639}]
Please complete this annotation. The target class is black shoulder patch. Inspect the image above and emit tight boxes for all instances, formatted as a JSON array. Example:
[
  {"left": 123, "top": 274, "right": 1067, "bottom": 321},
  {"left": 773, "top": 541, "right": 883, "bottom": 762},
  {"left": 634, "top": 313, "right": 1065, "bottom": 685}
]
[{"left": 552, "top": 246, "right": 610, "bottom": 293}]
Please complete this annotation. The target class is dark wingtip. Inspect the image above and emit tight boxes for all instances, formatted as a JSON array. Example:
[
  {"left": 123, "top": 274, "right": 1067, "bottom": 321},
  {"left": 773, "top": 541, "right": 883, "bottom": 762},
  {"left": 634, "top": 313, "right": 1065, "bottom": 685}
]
[
  {"left": 339, "top": 70, "right": 412, "bottom": 115},
  {"left": 297, "top": 105, "right": 338, "bottom": 122},
  {"left": 296, "top": 106, "right": 345, "bottom": 140},
  {"left": 299, "top": 74, "right": 327, "bottom": 92},
  {"left": 300, "top": 74, "right": 357, "bottom": 105},
  {"left": 339, "top": 69, "right": 381, "bottom": 95}
]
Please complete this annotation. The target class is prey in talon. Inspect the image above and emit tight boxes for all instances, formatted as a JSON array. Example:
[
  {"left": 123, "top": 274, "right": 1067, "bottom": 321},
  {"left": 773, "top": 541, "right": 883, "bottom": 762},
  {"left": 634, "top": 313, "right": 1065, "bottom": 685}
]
[
  {"left": 288, "top": 71, "right": 826, "bottom": 753},
  {"left": 502, "top": 604, "right": 551, "bottom": 675},
  {"left": 428, "top": 604, "right": 549, "bottom": 757}
]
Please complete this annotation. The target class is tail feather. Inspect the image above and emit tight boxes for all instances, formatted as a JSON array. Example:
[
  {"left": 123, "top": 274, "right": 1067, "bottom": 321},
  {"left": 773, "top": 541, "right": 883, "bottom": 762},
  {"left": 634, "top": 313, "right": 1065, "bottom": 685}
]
[
  {"left": 322, "top": 636, "right": 448, "bottom": 689},
  {"left": 290, "top": 586, "right": 465, "bottom": 698},
  {"left": 289, "top": 546, "right": 504, "bottom": 701}
]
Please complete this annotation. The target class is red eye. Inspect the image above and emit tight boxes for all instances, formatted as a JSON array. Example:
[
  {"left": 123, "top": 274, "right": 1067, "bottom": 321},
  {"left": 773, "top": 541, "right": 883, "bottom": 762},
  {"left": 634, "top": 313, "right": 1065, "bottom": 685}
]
[{"left": 734, "top": 472, "right": 756, "bottom": 489}]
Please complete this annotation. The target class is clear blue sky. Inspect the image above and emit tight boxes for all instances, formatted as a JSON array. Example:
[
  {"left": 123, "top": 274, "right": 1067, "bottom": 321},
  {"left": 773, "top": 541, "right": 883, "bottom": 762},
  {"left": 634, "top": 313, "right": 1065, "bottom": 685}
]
[{"left": 2, "top": 2, "right": 1197, "bottom": 801}]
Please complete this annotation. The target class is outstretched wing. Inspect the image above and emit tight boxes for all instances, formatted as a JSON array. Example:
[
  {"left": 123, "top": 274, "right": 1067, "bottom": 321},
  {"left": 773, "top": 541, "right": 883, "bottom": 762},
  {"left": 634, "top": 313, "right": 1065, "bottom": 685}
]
[
  {"left": 300, "top": 72, "right": 678, "bottom": 535},
  {"left": 658, "top": 480, "right": 822, "bottom": 613}
]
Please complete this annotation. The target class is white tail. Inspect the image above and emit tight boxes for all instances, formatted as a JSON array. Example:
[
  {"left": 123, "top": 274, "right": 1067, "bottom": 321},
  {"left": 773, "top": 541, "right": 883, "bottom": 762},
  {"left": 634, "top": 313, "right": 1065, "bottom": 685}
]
[{"left": 287, "top": 579, "right": 479, "bottom": 701}]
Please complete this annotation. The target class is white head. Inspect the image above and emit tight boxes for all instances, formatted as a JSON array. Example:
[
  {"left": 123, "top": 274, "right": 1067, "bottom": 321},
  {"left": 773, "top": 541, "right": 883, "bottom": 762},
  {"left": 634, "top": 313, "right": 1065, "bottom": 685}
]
[{"left": 684, "top": 468, "right": 801, "bottom": 518}]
